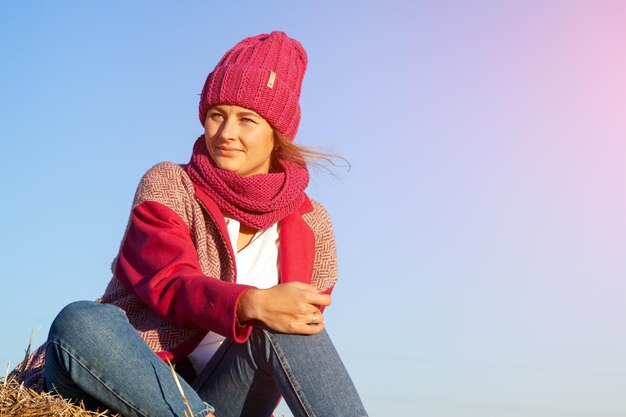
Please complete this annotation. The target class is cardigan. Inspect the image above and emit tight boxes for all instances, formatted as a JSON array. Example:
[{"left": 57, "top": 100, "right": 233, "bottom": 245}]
[
  {"left": 14, "top": 161, "right": 338, "bottom": 389},
  {"left": 187, "top": 217, "right": 280, "bottom": 373}
]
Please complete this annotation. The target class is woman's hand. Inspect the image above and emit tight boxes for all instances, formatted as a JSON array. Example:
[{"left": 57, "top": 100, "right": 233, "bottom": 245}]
[{"left": 237, "top": 282, "right": 331, "bottom": 335}]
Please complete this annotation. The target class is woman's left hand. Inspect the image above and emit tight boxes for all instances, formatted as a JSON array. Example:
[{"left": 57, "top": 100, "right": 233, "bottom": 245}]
[{"left": 236, "top": 282, "right": 331, "bottom": 335}]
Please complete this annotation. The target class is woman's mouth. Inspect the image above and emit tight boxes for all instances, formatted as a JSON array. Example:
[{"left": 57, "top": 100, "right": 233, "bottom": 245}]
[{"left": 215, "top": 146, "right": 243, "bottom": 155}]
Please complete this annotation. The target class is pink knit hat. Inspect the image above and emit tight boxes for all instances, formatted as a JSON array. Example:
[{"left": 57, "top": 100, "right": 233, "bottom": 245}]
[{"left": 198, "top": 31, "right": 308, "bottom": 141}]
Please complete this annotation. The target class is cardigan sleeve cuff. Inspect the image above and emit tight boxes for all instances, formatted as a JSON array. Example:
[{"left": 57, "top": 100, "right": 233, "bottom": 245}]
[{"left": 231, "top": 289, "right": 254, "bottom": 342}]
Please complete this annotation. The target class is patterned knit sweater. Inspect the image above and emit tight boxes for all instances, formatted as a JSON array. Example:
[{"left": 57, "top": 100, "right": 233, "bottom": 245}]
[{"left": 14, "top": 162, "right": 338, "bottom": 389}]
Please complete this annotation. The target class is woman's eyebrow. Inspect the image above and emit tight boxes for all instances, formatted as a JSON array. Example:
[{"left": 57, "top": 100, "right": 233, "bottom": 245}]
[{"left": 237, "top": 111, "right": 262, "bottom": 118}]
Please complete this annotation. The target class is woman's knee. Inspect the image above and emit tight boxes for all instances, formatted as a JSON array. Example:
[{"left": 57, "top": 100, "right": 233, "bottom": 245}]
[{"left": 49, "top": 301, "right": 125, "bottom": 344}]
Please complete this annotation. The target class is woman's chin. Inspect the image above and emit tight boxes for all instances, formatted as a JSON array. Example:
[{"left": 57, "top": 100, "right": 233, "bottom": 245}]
[
  {"left": 212, "top": 157, "right": 240, "bottom": 173},
  {"left": 211, "top": 158, "right": 269, "bottom": 177}
]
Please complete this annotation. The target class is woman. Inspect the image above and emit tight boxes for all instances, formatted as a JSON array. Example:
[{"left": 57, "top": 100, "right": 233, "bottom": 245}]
[{"left": 14, "top": 32, "right": 368, "bottom": 417}]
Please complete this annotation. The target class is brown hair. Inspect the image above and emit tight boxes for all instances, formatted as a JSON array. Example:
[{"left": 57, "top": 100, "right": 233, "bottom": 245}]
[{"left": 271, "top": 132, "right": 349, "bottom": 173}]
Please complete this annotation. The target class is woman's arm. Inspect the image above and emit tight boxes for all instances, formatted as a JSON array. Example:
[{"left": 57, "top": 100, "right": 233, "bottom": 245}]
[
  {"left": 114, "top": 163, "right": 255, "bottom": 342},
  {"left": 237, "top": 200, "right": 338, "bottom": 335}
]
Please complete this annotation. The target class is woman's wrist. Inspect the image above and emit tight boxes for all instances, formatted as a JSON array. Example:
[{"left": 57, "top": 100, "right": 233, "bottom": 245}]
[{"left": 236, "top": 288, "right": 262, "bottom": 324}]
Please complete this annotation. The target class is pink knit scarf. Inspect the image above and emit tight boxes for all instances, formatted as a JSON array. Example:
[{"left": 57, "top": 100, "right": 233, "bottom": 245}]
[{"left": 186, "top": 136, "right": 309, "bottom": 229}]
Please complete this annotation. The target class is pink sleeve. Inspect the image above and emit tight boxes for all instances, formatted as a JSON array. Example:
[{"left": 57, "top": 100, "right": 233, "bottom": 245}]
[{"left": 115, "top": 200, "right": 253, "bottom": 342}]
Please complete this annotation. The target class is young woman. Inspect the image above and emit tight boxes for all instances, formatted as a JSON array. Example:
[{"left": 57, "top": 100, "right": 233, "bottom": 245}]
[{"left": 14, "top": 31, "right": 367, "bottom": 417}]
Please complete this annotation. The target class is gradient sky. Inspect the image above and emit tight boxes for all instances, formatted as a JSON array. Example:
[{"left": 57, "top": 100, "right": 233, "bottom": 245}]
[{"left": 2, "top": 1, "right": 626, "bottom": 416}]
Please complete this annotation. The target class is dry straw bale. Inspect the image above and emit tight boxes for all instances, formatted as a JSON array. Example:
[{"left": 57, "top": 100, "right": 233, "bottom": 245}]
[{"left": 0, "top": 376, "right": 120, "bottom": 417}]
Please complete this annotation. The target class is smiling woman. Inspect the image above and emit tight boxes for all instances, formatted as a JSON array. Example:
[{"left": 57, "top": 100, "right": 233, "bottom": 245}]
[
  {"left": 12, "top": 31, "right": 368, "bottom": 417},
  {"left": 204, "top": 105, "right": 275, "bottom": 177}
]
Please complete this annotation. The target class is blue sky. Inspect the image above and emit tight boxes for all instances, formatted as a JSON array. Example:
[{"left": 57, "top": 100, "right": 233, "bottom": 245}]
[{"left": 2, "top": 2, "right": 626, "bottom": 416}]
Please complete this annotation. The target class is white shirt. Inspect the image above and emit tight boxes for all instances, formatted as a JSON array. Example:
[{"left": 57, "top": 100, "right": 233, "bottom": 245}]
[{"left": 187, "top": 217, "right": 280, "bottom": 373}]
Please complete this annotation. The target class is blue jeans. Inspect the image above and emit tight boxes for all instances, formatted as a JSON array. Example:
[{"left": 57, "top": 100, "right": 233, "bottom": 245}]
[{"left": 44, "top": 301, "right": 367, "bottom": 417}]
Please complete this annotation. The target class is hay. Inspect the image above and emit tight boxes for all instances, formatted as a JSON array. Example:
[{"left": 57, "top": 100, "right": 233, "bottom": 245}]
[{"left": 0, "top": 376, "right": 120, "bottom": 417}]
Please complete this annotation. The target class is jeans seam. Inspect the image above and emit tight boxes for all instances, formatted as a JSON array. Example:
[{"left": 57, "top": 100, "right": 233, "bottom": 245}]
[
  {"left": 263, "top": 330, "right": 316, "bottom": 417},
  {"left": 48, "top": 340, "right": 209, "bottom": 417}
]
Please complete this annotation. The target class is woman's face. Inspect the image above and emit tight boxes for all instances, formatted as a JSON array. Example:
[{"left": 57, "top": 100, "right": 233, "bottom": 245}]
[{"left": 204, "top": 104, "right": 275, "bottom": 176}]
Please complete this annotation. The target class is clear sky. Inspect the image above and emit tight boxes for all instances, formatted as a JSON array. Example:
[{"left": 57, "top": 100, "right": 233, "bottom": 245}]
[{"left": 2, "top": 1, "right": 626, "bottom": 416}]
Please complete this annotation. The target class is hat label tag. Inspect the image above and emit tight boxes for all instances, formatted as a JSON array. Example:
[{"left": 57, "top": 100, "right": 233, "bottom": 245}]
[{"left": 267, "top": 71, "right": 276, "bottom": 89}]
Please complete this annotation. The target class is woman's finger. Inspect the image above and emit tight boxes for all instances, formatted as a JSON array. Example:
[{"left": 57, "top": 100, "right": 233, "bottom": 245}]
[
  {"left": 300, "top": 321, "right": 326, "bottom": 335},
  {"left": 304, "top": 291, "right": 332, "bottom": 307},
  {"left": 309, "top": 310, "right": 323, "bottom": 325},
  {"left": 284, "top": 282, "right": 332, "bottom": 307}
]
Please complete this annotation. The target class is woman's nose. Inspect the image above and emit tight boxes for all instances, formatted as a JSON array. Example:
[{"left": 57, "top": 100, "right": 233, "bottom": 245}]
[{"left": 218, "top": 117, "right": 238, "bottom": 140}]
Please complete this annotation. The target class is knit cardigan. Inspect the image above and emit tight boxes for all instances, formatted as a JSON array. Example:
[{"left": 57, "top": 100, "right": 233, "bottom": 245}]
[{"left": 14, "top": 161, "right": 338, "bottom": 389}]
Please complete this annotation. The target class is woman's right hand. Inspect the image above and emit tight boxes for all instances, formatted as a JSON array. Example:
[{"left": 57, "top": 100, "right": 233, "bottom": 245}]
[{"left": 236, "top": 282, "right": 331, "bottom": 335}]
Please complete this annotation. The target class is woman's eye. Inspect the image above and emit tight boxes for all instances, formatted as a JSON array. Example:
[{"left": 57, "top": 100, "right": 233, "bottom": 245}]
[
  {"left": 241, "top": 117, "right": 256, "bottom": 124},
  {"left": 209, "top": 113, "right": 224, "bottom": 121}
]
